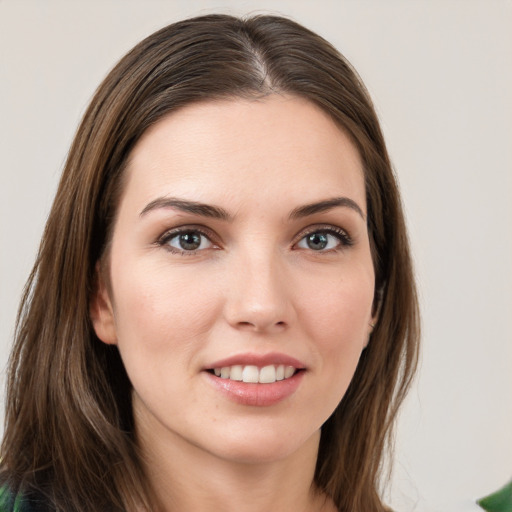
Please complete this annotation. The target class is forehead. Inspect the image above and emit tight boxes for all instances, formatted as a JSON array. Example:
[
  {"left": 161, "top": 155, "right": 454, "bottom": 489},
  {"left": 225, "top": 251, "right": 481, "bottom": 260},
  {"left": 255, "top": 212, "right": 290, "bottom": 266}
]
[{"left": 121, "top": 95, "right": 366, "bottom": 216}]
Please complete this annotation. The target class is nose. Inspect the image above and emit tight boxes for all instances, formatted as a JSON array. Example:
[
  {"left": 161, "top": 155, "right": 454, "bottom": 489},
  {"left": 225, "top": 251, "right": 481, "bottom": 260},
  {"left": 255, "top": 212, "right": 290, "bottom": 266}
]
[{"left": 222, "top": 249, "right": 293, "bottom": 334}]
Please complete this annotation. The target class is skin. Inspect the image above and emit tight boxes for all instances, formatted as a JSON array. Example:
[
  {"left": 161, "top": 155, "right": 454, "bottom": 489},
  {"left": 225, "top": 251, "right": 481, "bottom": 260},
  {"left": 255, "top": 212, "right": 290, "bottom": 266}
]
[{"left": 91, "top": 95, "right": 376, "bottom": 512}]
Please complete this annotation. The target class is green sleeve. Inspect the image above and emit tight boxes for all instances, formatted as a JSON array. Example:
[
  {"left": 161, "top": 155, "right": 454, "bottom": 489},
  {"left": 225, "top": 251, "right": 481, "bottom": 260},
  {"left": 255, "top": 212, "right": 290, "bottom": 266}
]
[{"left": 0, "top": 486, "right": 34, "bottom": 512}]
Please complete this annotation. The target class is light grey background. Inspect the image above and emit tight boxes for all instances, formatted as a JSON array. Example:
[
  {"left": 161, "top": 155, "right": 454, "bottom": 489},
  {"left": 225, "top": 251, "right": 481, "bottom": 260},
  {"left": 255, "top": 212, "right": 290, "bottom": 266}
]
[{"left": 1, "top": 1, "right": 511, "bottom": 511}]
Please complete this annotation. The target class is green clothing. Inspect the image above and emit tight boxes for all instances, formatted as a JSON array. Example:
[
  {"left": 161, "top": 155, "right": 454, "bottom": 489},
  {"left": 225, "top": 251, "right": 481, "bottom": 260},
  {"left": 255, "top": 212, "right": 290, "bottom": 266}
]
[{"left": 0, "top": 486, "right": 48, "bottom": 512}]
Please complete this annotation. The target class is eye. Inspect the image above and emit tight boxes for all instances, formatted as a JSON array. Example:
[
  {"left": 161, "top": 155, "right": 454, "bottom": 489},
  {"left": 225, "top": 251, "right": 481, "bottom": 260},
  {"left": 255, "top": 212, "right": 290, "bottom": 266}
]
[
  {"left": 159, "top": 228, "right": 215, "bottom": 254},
  {"left": 295, "top": 227, "right": 352, "bottom": 252}
]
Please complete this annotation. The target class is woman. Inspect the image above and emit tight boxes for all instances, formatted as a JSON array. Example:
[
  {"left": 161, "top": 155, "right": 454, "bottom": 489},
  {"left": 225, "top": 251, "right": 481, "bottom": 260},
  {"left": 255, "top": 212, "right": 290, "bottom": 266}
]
[{"left": 0, "top": 14, "right": 419, "bottom": 512}]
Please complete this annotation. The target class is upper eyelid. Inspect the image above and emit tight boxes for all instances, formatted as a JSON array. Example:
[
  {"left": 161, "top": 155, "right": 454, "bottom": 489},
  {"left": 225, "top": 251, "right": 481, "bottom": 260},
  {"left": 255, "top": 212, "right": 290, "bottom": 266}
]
[{"left": 294, "top": 223, "right": 351, "bottom": 239}]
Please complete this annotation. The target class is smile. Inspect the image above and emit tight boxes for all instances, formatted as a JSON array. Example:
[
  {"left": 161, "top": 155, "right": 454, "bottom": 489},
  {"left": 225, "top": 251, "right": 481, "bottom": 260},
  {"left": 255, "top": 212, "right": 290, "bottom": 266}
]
[{"left": 211, "top": 364, "right": 297, "bottom": 384}]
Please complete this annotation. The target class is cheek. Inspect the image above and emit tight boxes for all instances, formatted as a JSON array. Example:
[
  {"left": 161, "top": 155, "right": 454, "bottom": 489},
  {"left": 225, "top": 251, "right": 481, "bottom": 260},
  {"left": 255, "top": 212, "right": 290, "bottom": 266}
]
[
  {"left": 299, "top": 265, "right": 375, "bottom": 349},
  {"left": 296, "top": 264, "right": 374, "bottom": 411},
  {"left": 110, "top": 258, "right": 223, "bottom": 352}
]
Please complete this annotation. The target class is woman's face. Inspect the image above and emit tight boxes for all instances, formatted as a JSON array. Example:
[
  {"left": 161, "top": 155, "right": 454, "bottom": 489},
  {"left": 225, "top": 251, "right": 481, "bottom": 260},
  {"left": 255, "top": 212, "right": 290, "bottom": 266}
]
[{"left": 91, "top": 95, "right": 375, "bottom": 463}]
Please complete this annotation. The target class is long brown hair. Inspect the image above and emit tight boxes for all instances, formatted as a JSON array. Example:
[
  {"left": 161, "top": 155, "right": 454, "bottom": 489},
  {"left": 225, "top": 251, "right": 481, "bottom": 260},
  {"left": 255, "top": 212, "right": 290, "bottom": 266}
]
[{"left": 1, "top": 14, "right": 419, "bottom": 511}]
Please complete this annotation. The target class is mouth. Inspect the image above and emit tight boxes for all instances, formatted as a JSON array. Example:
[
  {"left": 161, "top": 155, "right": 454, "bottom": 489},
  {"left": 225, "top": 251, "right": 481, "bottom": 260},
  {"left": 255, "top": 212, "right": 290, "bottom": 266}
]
[
  {"left": 207, "top": 364, "right": 301, "bottom": 384},
  {"left": 204, "top": 353, "right": 307, "bottom": 405}
]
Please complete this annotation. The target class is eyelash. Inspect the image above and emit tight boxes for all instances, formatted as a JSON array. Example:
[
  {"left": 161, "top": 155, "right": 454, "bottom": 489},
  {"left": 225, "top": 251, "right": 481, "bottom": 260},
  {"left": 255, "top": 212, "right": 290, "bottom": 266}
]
[
  {"left": 294, "top": 225, "right": 353, "bottom": 252},
  {"left": 156, "top": 224, "right": 353, "bottom": 255},
  {"left": 156, "top": 226, "right": 218, "bottom": 256}
]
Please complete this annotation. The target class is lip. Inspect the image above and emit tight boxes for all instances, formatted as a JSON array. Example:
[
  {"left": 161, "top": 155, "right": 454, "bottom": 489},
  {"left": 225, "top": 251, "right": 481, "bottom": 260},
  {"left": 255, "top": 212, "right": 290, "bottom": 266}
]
[
  {"left": 204, "top": 370, "right": 305, "bottom": 407},
  {"left": 205, "top": 352, "right": 307, "bottom": 370},
  {"left": 202, "top": 352, "right": 307, "bottom": 406}
]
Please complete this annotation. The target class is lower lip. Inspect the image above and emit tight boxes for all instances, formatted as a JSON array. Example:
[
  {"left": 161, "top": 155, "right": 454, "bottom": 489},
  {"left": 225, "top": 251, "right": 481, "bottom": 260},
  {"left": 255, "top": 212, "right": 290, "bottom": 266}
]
[{"left": 204, "top": 371, "right": 305, "bottom": 406}]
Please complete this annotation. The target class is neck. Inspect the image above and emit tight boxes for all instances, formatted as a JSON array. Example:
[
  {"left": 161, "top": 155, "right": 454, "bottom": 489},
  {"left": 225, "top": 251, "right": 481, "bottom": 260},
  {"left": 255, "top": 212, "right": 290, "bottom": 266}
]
[{"left": 135, "top": 407, "right": 335, "bottom": 512}]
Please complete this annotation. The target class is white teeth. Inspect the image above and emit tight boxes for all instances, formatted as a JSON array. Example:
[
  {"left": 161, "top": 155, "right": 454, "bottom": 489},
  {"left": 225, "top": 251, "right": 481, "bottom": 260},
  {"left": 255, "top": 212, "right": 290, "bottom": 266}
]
[
  {"left": 284, "top": 366, "right": 295, "bottom": 379},
  {"left": 212, "top": 364, "right": 298, "bottom": 383},
  {"left": 230, "top": 365, "right": 243, "bottom": 381},
  {"left": 242, "top": 365, "right": 259, "bottom": 383},
  {"left": 259, "top": 365, "right": 276, "bottom": 383}
]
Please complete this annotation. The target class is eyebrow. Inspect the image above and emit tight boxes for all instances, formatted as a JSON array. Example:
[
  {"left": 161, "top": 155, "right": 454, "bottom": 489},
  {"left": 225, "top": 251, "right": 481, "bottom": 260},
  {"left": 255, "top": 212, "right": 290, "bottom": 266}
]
[
  {"left": 289, "top": 197, "right": 365, "bottom": 220},
  {"left": 139, "top": 195, "right": 365, "bottom": 221},
  {"left": 140, "top": 197, "right": 232, "bottom": 220}
]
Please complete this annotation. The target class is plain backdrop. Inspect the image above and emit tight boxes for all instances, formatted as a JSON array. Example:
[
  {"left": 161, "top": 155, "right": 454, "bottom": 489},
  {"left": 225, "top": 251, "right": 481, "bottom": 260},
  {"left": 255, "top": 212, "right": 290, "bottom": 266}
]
[{"left": 1, "top": 1, "right": 511, "bottom": 511}]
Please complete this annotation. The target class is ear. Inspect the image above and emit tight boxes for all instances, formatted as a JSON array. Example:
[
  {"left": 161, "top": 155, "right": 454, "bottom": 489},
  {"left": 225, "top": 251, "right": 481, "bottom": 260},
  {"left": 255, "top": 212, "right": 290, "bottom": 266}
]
[
  {"left": 367, "top": 288, "right": 382, "bottom": 342},
  {"left": 364, "top": 311, "right": 380, "bottom": 349},
  {"left": 90, "top": 261, "right": 117, "bottom": 345}
]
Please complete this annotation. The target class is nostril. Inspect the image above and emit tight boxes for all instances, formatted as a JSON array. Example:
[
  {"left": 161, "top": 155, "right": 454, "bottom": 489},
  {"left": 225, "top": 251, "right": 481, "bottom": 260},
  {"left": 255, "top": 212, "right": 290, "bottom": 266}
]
[{"left": 234, "top": 320, "right": 287, "bottom": 332}]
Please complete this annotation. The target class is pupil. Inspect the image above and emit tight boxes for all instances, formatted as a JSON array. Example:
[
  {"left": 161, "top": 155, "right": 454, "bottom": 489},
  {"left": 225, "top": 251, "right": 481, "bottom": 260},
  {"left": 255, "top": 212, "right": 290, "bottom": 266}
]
[
  {"left": 179, "top": 232, "right": 201, "bottom": 250},
  {"left": 307, "top": 233, "right": 328, "bottom": 250}
]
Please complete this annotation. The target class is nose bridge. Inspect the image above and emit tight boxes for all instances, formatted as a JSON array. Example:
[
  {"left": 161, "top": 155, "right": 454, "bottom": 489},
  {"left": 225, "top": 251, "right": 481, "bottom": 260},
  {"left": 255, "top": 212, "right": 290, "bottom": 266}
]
[{"left": 224, "top": 240, "right": 291, "bottom": 332}]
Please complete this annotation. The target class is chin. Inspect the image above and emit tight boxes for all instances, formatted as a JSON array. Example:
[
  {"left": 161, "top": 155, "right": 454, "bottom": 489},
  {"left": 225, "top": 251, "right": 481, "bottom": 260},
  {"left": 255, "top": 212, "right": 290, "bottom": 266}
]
[{"left": 204, "top": 425, "right": 321, "bottom": 466}]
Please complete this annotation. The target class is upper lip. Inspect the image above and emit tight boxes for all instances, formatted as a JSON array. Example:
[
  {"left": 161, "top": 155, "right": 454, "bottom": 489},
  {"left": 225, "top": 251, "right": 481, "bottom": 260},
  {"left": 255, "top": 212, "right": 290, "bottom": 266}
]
[{"left": 205, "top": 352, "right": 306, "bottom": 370}]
